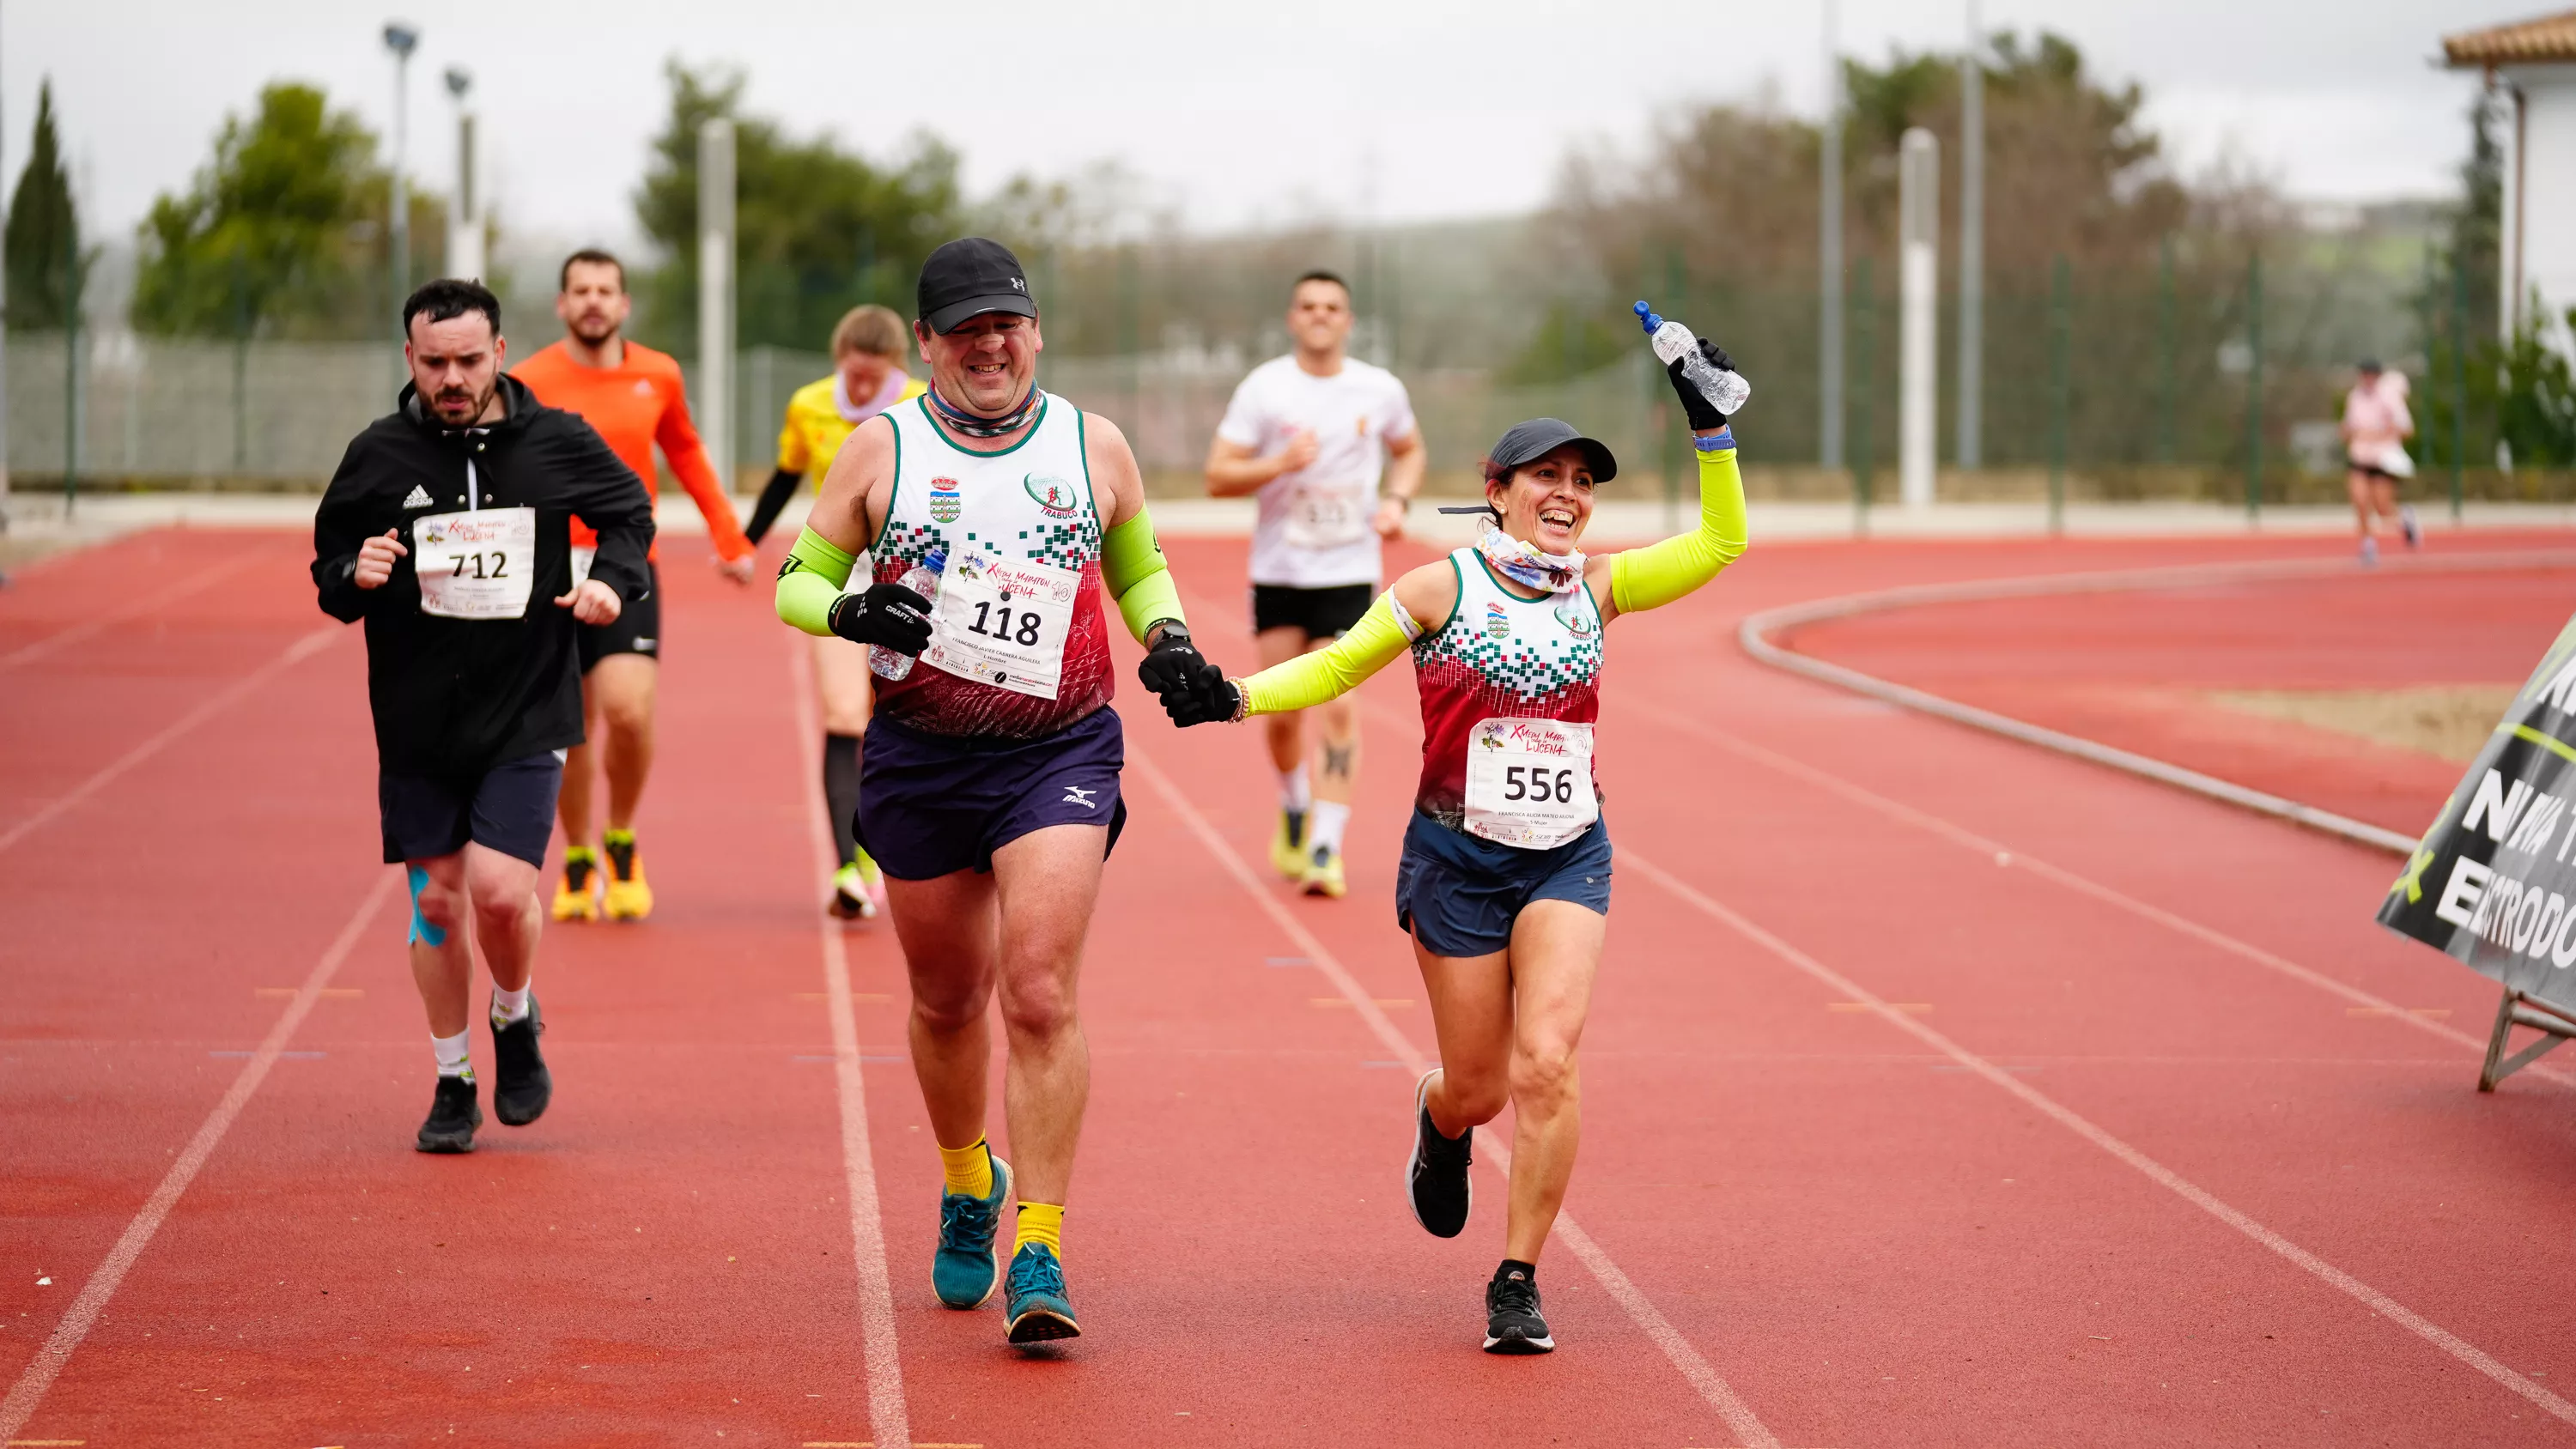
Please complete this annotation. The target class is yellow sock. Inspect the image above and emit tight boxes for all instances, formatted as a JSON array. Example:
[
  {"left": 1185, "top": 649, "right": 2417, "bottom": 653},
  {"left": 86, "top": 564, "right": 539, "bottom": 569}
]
[
  {"left": 938, "top": 1137, "right": 993, "bottom": 1198},
  {"left": 1014, "top": 1202, "right": 1064, "bottom": 1261}
]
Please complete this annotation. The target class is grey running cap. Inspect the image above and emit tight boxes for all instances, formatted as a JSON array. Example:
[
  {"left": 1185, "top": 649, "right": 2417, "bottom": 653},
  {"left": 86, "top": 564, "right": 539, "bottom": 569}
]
[{"left": 1487, "top": 417, "right": 1618, "bottom": 485}]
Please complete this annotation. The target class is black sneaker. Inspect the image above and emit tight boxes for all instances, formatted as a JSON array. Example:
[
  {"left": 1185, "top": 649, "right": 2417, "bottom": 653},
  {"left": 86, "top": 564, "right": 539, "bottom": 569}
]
[
  {"left": 490, "top": 997, "right": 552, "bottom": 1127},
  {"left": 1406, "top": 1068, "right": 1472, "bottom": 1238},
  {"left": 1484, "top": 1262, "right": 1554, "bottom": 1355},
  {"left": 416, "top": 1075, "right": 483, "bottom": 1154}
]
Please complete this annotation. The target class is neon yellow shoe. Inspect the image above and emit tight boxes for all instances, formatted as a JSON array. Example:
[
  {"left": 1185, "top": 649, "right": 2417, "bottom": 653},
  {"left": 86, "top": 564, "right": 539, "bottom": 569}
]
[
  {"left": 1270, "top": 809, "right": 1308, "bottom": 879},
  {"left": 602, "top": 830, "right": 653, "bottom": 921},
  {"left": 830, "top": 855, "right": 881, "bottom": 920},
  {"left": 1300, "top": 842, "right": 1346, "bottom": 899},
  {"left": 550, "top": 849, "right": 601, "bottom": 923}
]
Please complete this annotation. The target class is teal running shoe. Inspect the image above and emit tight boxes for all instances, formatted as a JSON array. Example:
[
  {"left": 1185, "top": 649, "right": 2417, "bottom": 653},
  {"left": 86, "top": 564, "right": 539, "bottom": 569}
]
[
  {"left": 1003, "top": 1242, "right": 1080, "bottom": 1344},
  {"left": 932, "top": 1149, "right": 1012, "bottom": 1309}
]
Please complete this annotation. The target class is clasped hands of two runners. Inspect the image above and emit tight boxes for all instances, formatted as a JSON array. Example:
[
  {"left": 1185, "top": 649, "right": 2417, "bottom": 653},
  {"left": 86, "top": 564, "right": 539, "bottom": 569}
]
[{"left": 827, "top": 585, "right": 1234, "bottom": 718}]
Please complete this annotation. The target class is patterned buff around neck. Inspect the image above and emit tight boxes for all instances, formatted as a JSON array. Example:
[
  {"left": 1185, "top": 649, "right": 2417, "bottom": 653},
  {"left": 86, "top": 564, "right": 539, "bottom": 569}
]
[
  {"left": 1476, "top": 524, "right": 1586, "bottom": 596},
  {"left": 927, "top": 383, "right": 1043, "bottom": 438}
]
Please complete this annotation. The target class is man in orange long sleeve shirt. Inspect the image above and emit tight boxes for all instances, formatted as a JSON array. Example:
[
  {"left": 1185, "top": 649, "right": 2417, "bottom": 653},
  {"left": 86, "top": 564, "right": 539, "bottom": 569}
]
[{"left": 513, "top": 248, "right": 758, "bottom": 922}]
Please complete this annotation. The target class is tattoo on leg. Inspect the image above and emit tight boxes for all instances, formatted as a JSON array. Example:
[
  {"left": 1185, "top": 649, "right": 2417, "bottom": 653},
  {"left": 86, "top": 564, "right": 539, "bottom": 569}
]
[{"left": 1321, "top": 742, "right": 1354, "bottom": 779}]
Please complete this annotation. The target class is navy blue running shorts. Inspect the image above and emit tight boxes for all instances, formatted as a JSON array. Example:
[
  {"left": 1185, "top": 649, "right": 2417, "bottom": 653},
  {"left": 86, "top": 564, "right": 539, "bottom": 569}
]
[
  {"left": 1394, "top": 809, "right": 1613, "bottom": 959},
  {"left": 857, "top": 706, "right": 1127, "bottom": 881},
  {"left": 379, "top": 751, "right": 565, "bottom": 868}
]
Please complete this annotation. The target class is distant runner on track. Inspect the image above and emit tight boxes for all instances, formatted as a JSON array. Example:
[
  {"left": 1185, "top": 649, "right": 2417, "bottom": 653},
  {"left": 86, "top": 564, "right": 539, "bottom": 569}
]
[
  {"left": 2342, "top": 358, "right": 2420, "bottom": 567},
  {"left": 1159, "top": 329, "right": 1751, "bottom": 1353},
  {"left": 775, "top": 238, "right": 1224, "bottom": 1344},
  {"left": 744, "top": 304, "right": 929, "bottom": 920},
  {"left": 514, "top": 248, "right": 760, "bottom": 923},
  {"left": 312, "top": 279, "right": 658, "bottom": 1153},
  {"left": 1204, "top": 270, "right": 1425, "bottom": 897}
]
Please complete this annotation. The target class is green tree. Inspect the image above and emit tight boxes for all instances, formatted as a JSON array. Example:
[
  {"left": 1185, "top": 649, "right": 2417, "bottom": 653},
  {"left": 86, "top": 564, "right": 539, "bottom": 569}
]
[
  {"left": 130, "top": 82, "right": 394, "bottom": 339},
  {"left": 634, "top": 62, "right": 963, "bottom": 353},
  {"left": 2416, "top": 89, "right": 2507, "bottom": 470},
  {"left": 5, "top": 80, "right": 85, "bottom": 330}
]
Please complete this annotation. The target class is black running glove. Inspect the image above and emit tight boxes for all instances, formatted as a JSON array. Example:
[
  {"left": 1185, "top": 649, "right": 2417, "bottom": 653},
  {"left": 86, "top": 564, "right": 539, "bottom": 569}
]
[
  {"left": 1664, "top": 336, "right": 1738, "bottom": 431},
  {"left": 826, "top": 582, "right": 933, "bottom": 656},
  {"left": 1135, "top": 623, "right": 1228, "bottom": 713},
  {"left": 1161, "top": 674, "right": 1242, "bottom": 728}
]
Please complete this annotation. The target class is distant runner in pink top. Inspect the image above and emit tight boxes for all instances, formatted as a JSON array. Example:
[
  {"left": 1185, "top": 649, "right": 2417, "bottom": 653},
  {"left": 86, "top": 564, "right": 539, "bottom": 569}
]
[{"left": 2342, "top": 359, "right": 2418, "bottom": 565}]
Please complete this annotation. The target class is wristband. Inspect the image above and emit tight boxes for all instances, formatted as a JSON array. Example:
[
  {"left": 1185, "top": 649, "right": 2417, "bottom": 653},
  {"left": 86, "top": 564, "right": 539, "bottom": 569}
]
[
  {"left": 1227, "top": 679, "right": 1250, "bottom": 724},
  {"left": 1694, "top": 426, "right": 1736, "bottom": 452}
]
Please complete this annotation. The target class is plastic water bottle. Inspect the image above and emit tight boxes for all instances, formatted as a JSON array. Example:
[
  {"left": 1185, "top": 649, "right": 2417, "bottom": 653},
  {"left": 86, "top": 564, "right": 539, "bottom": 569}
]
[
  {"left": 1635, "top": 301, "right": 1752, "bottom": 417},
  {"left": 868, "top": 548, "right": 946, "bottom": 682}
]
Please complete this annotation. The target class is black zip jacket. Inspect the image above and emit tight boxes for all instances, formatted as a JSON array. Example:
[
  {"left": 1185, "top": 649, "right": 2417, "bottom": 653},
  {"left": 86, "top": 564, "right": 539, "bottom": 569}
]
[{"left": 312, "top": 373, "right": 657, "bottom": 776}]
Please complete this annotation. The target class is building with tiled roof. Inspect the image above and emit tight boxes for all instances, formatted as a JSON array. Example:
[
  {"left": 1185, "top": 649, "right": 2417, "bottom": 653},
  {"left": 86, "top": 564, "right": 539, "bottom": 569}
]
[{"left": 2445, "top": 10, "right": 2576, "bottom": 345}]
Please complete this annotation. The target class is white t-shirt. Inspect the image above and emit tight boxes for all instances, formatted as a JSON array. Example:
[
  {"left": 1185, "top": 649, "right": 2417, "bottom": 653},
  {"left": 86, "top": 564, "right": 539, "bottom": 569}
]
[{"left": 1216, "top": 355, "right": 1419, "bottom": 589}]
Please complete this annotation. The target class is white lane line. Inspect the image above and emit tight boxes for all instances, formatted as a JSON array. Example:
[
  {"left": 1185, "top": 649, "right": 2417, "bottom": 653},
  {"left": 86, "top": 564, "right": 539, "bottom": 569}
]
[
  {"left": 0, "top": 625, "right": 343, "bottom": 858},
  {"left": 1621, "top": 848, "right": 2576, "bottom": 1431},
  {"left": 0, "top": 869, "right": 397, "bottom": 1444},
  {"left": 786, "top": 640, "right": 912, "bottom": 1449},
  {"left": 0, "top": 549, "right": 274, "bottom": 675},
  {"left": 1628, "top": 700, "right": 2576, "bottom": 1093},
  {"left": 1130, "top": 750, "right": 1783, "bottom": 1449}
]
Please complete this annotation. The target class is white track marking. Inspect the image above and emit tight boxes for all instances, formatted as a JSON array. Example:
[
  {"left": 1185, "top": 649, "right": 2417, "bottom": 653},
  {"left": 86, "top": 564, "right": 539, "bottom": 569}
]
[
  {"left": 1130, "top": 751, "right": 1783, "bottom": 1449},
  {"left": 1622, "top": 847, "right": 2576, "bottom": 1431},
  {"left": 0, "top": 870, "right": 397, "bottom": 1443},
  {"left": 0, "top": 625, "right": 343, "bottom": 857},
  {"left": 786, "top": 641, "right": 912, "bottom": 1449},
  {"left": 0, "top": 549, "right": 273, "bottom": 674},
  {"left": 1629, "top": 699, "right": 2576, "bottom": 1092}
]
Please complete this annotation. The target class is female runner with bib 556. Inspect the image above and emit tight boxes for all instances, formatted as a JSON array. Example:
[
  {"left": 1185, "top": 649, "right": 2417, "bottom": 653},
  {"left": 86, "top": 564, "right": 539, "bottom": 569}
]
[{"left": 1159, "top": 324, "right": 1750, "bottom": 1355}]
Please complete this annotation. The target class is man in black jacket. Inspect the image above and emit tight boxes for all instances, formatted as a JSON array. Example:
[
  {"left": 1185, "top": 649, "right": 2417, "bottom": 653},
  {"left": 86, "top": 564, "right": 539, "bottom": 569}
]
[{"left": 313, "top": 278, "right": 657, "bottom": 1154}]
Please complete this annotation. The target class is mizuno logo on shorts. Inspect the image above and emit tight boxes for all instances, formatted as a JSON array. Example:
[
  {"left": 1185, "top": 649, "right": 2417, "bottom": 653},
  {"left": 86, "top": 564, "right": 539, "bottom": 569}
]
[{"left": 1062, "top": 786, "right": 1097, "bottom": 809}]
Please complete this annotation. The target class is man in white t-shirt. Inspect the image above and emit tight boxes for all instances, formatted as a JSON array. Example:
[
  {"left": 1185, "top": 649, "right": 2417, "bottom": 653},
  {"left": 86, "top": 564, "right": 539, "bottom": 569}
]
[{"left": 1205, "top": 270, "right": 1426, "bottom": 898}]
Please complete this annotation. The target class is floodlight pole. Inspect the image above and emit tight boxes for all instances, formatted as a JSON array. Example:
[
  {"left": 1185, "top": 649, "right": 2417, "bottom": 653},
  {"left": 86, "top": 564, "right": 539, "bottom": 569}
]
[
  {"left": 1898, "top": 127, "right": 1940, "bottom": 509},
  {"left": 444, "top": 67, "right": 483, "bottom": 281},
  {"left": 698, "top": 117, "right": 737, "bottom": 491},
  {"left": 384, "top": 21, "right": 418, "bottom": 339},
  {"left": 1819, "top": 0, "right": 1844, "bottom": 474},
  {"left": 0, "top": 0, "right": 13, "bottom": 550},
  {"left": 1956, "top": 0, "right": 1984, "bottom": 470}
]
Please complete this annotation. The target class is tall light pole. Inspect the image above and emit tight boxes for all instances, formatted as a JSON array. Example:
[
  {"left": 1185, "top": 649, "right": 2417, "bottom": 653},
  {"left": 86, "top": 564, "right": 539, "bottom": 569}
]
[
  {"left": 1819, "top": 0, "right": 1844, "bottom": 473},
  {"left": 1898, "top": 127, "right": 1941, "bottom": 508},
  {"left": 443, "top": 66, "right": 483, "bottom": 281},
  {"left": 383, "top": 21, "right": 418, "bottom": 338},
  {"left": 1956, "top": 0, "right": 1984, "bottom": 470},
  {"left": 698, "top": 118, "right": 737, "bottom": 492},
  {"left": 1, "top": 0, "right": 14, "bottom": 544}
]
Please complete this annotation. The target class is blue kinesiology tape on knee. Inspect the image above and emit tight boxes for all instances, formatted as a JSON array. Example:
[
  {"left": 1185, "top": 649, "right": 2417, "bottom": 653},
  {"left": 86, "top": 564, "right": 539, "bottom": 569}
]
[{"left": 406, "top": 864, "right": 448, "bottom": 947}]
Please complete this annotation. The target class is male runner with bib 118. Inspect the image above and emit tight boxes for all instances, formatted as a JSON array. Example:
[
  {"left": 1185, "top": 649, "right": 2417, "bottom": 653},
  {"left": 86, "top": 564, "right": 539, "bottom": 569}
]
[
  {"left": 312, "top": 279, "right": 658, "bottom": 1153},
  {"left": 514, "top": 248, "right": 760, "bottom": 924},
  {"left": 1160, "top": 324, "right": 1750, "bottom": 1355},
  {"left": 744, "top": 304, "right": 929, "bottom": 919},
  {"left": 1205, "top": 270, "right": 1425, "bottom": 898},
  {"left": 775, "top": 238, "right": 1222, "bottom": 1345}
]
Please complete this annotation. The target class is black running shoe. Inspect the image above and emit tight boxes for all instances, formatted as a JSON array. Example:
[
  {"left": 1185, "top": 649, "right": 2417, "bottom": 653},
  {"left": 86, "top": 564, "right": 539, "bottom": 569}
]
[
  {"left": 489, "top": 997, "right": 552, "bottom": 1127},
  {"left": 1485, "top": 1263, "right": 1554, "bottom": 1355},
  {"left": 1406, "top": 1068, "right": 1472, "bottom": 1238},
  {"left": 416, "top": 1075, "right": 482, "bottom": 1154}
]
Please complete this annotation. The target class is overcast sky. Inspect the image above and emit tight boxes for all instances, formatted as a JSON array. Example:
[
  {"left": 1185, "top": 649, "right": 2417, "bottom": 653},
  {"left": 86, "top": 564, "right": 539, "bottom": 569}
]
[{"left": 1, "top": 0, "right": 2525, "bottom": 258}]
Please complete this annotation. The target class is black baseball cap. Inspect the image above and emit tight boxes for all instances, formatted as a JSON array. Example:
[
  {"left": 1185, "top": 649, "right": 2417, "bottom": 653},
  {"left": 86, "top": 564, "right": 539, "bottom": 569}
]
[
  {"left": 1487, "top": 417, "right": 1618, "bottom": 484},
  {"left": 917, "top": 237, "right": 1037, "bottom": 334}
]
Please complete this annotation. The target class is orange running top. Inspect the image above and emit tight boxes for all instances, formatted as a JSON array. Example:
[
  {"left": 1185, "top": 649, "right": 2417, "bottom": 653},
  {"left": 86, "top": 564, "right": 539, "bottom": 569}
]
[{"left": 513, "top": 338, "right": 753, "bottom": 562}]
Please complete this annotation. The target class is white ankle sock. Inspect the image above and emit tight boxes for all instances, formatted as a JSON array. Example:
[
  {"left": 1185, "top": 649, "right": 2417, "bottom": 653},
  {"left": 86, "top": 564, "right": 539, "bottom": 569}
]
[
  {"left": 433, "top": 1029, "right": 474, "bottom": 1080},
  {"left": 1279, "top": 764, "right": 1311, "bottom": 814},
  {"left": 1309, "top": 801, "right": 1351, "bottom": 854},
  {"left": 490, "top": 984, "right": 532, "bottom": 1026}
]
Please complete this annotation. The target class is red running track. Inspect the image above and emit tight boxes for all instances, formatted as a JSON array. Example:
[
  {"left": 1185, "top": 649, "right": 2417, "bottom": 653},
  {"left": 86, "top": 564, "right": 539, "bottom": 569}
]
[{"left": 4, "top": 524, "right": 2575, "bottom": 1446}]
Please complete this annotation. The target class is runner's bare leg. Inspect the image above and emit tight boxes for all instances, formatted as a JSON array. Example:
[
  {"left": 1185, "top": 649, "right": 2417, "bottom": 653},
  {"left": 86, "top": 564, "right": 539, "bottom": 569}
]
[{"left": 591, "top": 654, "right": 659, "bottom": 832}]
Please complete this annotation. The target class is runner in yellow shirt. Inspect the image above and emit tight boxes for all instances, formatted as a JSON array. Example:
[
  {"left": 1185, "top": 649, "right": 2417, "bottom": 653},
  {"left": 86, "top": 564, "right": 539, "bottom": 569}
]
[{"left": 745, "top": 305, "right": 928, "bottom": 919}]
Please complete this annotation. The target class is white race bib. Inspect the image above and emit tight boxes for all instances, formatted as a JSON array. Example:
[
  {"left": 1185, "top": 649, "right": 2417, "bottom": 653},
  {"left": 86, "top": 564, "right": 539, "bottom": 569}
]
[
  {"left": 414, "top": 506, "right": 538, "bottom": 621},
  {"left": 923, "top": 550, "right": 1079, "bottom": 700},
  {"left": 1285, "top": 478, "right": 1370, "bottom": 549},
  {"left": 1463, "top": 717, "right": 1597, "bottom": 849},
  {"left": 568, "top": 543, "right": 597, "bottom": 588}
]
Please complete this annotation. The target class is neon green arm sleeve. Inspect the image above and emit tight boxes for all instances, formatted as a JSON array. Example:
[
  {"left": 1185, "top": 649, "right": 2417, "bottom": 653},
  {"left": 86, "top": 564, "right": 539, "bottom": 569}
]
[
  {"left": 775, "top": 526, "right": 858, "bottom": 637},
  {"left": 1240, "top": 591, "right": 1419, "bottom": 716},
  {"left": 1100, "top": 505, "right": 1187, "bottom": 645},
  {"left": 1608, "top": 445, "right": 1749, "bottom": 615}
]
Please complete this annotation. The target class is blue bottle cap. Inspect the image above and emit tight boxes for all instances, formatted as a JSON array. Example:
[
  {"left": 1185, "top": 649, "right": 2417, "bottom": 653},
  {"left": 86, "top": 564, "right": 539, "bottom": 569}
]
[
  {"left": 923, "top": 548, "right": 948, "bottom": 572},
  {"left": 1632, "top": 300, "right": 1662, "bottom": 332}
]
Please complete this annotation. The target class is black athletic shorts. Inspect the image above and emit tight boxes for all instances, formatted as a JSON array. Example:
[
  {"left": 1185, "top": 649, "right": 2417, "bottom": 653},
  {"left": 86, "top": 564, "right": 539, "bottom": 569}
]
[
  {"left": 2346, "top": 454, "right": 2397, "bottom": 482},
  {"left": 379, "top": 751, "right": 566, "bottom": 868},
  {"left": 856, "top": 706, "right": 1127, "bottom": 881},
  {"left": 1250, "top": 582, "right": 1374, "bottom": 641},
  {"left": 579, "top": 561, "right": 662, "bottom": 672}
]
